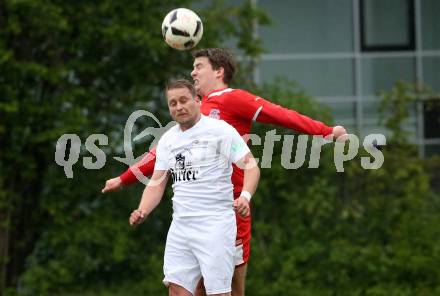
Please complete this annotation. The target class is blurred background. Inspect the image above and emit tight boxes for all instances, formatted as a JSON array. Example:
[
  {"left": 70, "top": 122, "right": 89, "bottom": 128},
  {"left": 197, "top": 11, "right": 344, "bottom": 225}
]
[{"left": 1, "top": 0, "right": 439, "bottom": 295}]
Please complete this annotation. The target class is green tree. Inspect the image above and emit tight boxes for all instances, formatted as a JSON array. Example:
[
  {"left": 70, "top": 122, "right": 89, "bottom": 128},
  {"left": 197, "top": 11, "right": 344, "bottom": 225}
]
[{"left": 0, "top": 0, "right": 268, "bottom": 294}]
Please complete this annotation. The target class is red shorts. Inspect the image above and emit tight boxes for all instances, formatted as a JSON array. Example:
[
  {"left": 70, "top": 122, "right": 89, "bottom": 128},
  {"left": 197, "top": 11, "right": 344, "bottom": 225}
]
[{"left": 234, "top": 192, "right": 251, "bottom": 266}]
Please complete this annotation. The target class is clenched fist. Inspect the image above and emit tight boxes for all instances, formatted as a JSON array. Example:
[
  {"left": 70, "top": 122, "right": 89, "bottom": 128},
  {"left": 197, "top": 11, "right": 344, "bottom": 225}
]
[
  {"left": 129, "top": 209, "right": 147, "bottom": 226},
  {"left": 102, "top": 177, "right": 122, "bottom": 193},
  {"left": 233, "top": 196, "right": 250, "bottom": 217}
]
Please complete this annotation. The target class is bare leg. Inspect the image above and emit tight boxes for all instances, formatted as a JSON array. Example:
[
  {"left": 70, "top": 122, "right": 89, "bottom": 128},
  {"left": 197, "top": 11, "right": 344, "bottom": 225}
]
[
  {"left": 194, "top": 279, "right": 232, "bottom": 296},
  {"left": 169, "top": 283, "right": 193, "bottom": 296},
  {"left": 194, "top": 278, "right": 206, "bottom": 296},
  {"left": 195, "top": 263, "right": 247, "bottom": 296},
  {"left": 231, "top": 264, "right": 247, "bottom": 296}
]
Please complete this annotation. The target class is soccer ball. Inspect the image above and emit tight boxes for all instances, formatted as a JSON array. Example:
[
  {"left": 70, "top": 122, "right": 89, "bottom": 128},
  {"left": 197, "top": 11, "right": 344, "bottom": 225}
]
[{"left": 161, "top": 8, "right": 203, "bottom": 51}]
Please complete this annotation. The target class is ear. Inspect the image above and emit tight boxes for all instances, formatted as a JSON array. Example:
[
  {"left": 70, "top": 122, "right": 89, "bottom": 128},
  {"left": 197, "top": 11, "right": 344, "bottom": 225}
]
[{"left": 215, "top": 67, "right": 225, "bottom": 80}]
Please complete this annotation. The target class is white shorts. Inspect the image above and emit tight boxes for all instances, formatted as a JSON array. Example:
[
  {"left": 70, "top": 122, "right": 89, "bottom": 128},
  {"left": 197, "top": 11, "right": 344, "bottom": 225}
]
[{"left": 163, "top": 213, "right": 236, "bottom": 295}]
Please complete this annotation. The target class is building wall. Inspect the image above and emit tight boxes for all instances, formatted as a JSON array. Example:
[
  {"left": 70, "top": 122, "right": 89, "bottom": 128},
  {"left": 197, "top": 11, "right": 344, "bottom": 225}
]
[{"left": 253, "top": 0, "right": 440, "bottom": 156}]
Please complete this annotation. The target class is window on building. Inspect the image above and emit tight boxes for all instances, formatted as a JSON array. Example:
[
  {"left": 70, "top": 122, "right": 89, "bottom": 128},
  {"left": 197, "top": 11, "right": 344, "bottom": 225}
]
[
  {"left": 424, "top": 99, "right": 440, "bottom": 139},
  {"left": 259, "top": 59, "right": 354, "bottom": 97},
  {"left": 422, "top": 0, "right": 440, "bottom": 50},
  {"left": 259, "top": 0, "right": 353, "bottom": 53},
  {"left": 360, "top": 0, "right": 415, "bottom": 51},
  {"left": 361, "top": 57, "right": 416, "bottom": 95}
]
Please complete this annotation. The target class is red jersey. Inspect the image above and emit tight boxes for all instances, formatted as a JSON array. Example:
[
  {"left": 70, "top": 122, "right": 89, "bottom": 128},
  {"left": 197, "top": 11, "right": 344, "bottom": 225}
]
[{"left": 120, "top": 88, "right": 333, "bottom": 194}]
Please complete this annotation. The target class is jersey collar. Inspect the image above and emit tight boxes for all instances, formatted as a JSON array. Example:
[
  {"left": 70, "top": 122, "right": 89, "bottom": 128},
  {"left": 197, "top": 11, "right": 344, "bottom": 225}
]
[{"left": 206, "top": 88, "right": 234, "bottom": 99}]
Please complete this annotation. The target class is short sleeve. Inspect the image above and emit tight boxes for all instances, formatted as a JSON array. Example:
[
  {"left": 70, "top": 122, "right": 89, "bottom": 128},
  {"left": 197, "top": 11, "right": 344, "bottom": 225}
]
[
  {"left": 226, "top": 124, "right": 251, "bottom": 164},
  {"left": 154, "top": 137, "right": 170, "bottom": 171}
]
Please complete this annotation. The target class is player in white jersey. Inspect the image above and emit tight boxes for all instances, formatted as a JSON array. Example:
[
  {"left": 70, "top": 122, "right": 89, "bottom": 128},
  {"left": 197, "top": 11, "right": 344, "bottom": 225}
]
[{"left": 129, "top": 79, "right": 260, "bottom": 296}]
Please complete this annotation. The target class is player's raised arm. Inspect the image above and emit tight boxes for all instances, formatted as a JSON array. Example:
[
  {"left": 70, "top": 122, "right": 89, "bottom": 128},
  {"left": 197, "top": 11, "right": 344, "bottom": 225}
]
[
  {"left": 256, "top": 98, "right": 349, "bottom": 140},
  {"left": 226, "top": 89, "right": 348, "bottom": 140},
  {"left": 129, "top": 169, "right": 169, "bottom": 226},
  {"left": 255, "top": 98, "right": 333, "bottom": 135}
]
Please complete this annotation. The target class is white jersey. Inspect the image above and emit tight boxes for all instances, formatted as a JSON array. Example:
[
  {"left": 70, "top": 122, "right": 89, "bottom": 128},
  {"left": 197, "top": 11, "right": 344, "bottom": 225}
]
[{"left": 155, "top": 115, "right": 250, "bottom": 218}]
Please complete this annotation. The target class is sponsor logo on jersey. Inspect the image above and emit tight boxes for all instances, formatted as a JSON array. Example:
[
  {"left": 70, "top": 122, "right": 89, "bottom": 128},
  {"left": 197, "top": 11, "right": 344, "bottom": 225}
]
[
  {"left": 174, "top": 153, "right": 186, "bottom": 170},
  {"left": 208, "top": 108, "right": 221, "bottom": 119},
  {"left": 170, "top": 151, "right": 199, "bottom": 182}
]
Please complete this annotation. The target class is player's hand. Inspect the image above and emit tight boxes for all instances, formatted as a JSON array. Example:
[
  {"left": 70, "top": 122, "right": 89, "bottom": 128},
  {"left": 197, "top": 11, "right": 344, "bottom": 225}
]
[
  {"left": 332, "top": 126, "right": 348, "bottom": 142},
  {"left": 129, "top": 209, "right": 147, "bottom": 226},
  {"left": 233, "top": 196, "right": 250, "bottom": 217},
  {"left": 101, "top": 177, "right": 122, "bottom": 193}
]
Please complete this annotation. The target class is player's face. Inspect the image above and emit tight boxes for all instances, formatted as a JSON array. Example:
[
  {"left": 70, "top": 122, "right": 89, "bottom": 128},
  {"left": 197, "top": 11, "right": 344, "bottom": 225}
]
[
  {"left": 191, "top": 57, "right": 222, "bottom": 96},
  {"left": 167, "top": 87, "right": 201, "bottom": 131}
]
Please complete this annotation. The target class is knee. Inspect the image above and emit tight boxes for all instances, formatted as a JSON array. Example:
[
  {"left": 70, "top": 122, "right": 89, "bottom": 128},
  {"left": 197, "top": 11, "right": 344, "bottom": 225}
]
[
  {"left": 168, "top": 284, "right": 179, "bottom": 296},
  {"left": 168, "top": 283, "right": 190, "bottom": 296}
]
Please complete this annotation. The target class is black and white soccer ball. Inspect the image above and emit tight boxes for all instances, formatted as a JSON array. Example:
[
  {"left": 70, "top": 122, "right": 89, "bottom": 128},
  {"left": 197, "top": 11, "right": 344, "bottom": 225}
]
[{"left": 161, "top": 8, "right": 203, "bottom": 51}]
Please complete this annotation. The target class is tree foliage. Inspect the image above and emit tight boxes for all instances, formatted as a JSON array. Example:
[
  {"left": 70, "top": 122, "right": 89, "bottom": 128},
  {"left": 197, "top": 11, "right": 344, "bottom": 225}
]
[{"left": 0, "top": 0, "right": 267, "bottom": 294}]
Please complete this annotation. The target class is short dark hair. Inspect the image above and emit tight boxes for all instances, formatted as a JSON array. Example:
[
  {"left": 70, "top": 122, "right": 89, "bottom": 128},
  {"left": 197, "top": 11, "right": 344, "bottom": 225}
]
[
  {"left": 165, "top": 78, "right": 197, "bottom": 98},
  {"left": 192, "top": 48, "right": 236, "bottom": 84}
]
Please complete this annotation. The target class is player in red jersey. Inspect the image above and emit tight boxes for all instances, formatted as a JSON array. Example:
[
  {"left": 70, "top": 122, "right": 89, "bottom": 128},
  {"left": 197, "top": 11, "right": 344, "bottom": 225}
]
[{"left": 102, "top": 48, "right": 347, "bottom": 296}]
